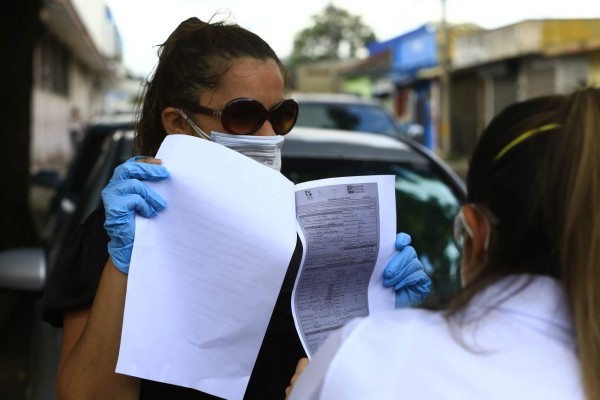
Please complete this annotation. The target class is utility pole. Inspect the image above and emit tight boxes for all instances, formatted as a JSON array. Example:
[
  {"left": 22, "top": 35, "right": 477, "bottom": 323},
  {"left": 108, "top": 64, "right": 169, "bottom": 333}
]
[
  {"left": 0, "top": 0, "right": 42, "bottom": 250},
  {"left": 439, "top": 0, "right": 451, "bottom": 158}
]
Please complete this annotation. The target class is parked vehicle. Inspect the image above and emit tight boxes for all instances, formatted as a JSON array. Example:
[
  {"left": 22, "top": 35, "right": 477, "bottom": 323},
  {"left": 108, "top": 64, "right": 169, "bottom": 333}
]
[
  {"left": 293, "top": 92, "right": 402, "bottom": 136},
  {"left": 0, "top": 113, "right": 134, "bottom": 400},
  {"left": 0, "top": 122, "right": 465, "bottom": 399},
  {"left": 282, "top": 127, "right": 465, "bottom": 304},
  {"left": 35, "top": 112, "right": 135, "bottom": 253}
]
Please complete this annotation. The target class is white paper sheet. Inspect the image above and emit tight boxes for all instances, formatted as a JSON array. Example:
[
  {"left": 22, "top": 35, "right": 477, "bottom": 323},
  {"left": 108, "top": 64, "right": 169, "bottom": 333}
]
[
  {"left": 116, "top": 134, "right": 298, "bottom": 400},
  {"left": 116, "top": 135, "right": 397, "bottom": 398},
  {"left": 292, "top": 175, "right": 396, "bottom": 359}
]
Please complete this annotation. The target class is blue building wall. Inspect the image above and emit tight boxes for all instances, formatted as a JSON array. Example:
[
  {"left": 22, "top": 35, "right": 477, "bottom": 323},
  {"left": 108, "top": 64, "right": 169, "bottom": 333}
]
[
  {"left": 414, "top": 82, "right": 434, "bottom": 149},
  {"left": 368, "top": 25, "right": 438, "bottom": 150},
  {"left": 392, "top": 25, "right": 438, "bottom": 74}
]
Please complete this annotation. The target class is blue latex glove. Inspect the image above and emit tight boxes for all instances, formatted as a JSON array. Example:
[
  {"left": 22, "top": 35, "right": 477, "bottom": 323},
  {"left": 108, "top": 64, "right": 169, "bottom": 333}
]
[
  {"left": 101, "top": 157, "right": 170, "bottom": 274},
  {"left": 383, "top": 233, "right": 431, "bottom": 308}
]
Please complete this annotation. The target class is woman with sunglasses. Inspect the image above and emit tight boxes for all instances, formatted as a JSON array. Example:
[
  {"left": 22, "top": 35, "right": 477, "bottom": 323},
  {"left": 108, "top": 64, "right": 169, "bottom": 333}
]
[
  {"left": 286, "top": 87, "right": 600, "bottom": 400},
  {"left": 42, "top": 15, "right": 430, "bottom": 400}
]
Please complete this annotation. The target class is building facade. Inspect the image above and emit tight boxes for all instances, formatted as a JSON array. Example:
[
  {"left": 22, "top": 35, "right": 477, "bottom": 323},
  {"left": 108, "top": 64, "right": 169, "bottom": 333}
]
[
  {"left": 450, "top": 19, "right": 600, "bottom": 157},
  {"left": 348, "top": 19, "right": 600, "bottom": 157},
  {"left": 31, "top": 0, "right": 122, "bottom": 170}
]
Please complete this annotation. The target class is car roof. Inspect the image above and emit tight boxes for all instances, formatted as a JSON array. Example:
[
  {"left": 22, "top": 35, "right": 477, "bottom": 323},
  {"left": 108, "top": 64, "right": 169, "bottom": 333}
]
[
  {"left": 283, "top": 126, "right": 428, "bottom": 165},
  {"left": 112, "top": 126, "right": 463, "bottom": 204},
  {"left": 292, "top": 92, "right": 388, "bottom": 107},
  {"left": 114, "top": 127, "right": 429, "bottom": 165},
  {"left": 87, "top": 112, "right": 135, "bottom": 127}
]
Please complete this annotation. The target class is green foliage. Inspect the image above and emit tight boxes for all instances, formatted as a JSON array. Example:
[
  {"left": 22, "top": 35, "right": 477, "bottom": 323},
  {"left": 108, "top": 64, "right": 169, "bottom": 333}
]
[{"left": 289, "top": 4, "right": 376, "bottom": 66}]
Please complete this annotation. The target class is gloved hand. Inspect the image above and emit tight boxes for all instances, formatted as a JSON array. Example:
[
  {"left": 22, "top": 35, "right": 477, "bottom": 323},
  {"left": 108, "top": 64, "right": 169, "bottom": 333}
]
[
  {"left": 383, "top": 232, "right": 431, "bottom": 308},
  {"left": 101, "top": 156, "right": 170, "bottom": 274}
]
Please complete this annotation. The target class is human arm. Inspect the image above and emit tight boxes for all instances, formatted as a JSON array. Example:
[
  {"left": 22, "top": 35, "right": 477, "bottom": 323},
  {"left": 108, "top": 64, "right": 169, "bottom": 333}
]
[
  {"left": 58, "top": 260, "right": 139, "bottom": 400},
  {"left": 56, "top": 157, "right": 169, "bottom": 399}
]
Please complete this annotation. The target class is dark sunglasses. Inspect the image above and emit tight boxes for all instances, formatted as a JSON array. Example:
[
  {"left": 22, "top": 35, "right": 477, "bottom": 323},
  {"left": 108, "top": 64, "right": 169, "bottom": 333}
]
[{"left": 177, "top": 97, "right": 299, "bottom": 135}]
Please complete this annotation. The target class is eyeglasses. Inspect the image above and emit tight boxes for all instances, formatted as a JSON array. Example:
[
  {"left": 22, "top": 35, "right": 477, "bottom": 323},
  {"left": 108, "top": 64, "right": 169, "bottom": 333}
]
[
  {"left": 177, "top": 97, "right": 299, "bottom": 136},
  {"left": 453, "top": 205, "right": 499, "bottom": 254}
]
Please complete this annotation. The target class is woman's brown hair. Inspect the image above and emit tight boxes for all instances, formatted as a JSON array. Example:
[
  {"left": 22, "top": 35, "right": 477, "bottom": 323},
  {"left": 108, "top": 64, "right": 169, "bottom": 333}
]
[
  {"left": 133, "top": 16, "right": 285, "bottom": 156},
  {"left": 544, "top": 88, "right": 600, "bottom": 399},
  {"left": 447, "top": 87, "right": 600, "bottom": 399}
]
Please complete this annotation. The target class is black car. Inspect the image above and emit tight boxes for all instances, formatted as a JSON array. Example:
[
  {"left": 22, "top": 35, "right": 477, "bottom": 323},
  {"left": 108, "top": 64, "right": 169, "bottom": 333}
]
[
  {"left": 282, "top": 127, "right": 465, "bottom": 303},
  {"left": 0, "top": 122, "right": 465, "bottom": 399},
  {"left": 294, "top": 93, "right": 402, "bottom": 136},
  {"left": 38, "top": 113, "right": 135, "bottom": 264}
]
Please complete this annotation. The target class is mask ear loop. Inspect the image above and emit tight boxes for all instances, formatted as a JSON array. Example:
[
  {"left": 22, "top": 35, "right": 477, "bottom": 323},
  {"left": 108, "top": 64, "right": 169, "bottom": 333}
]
[
  {"left": 476, "top": 206, "right": 500, "bottom": 265},
  {"left": 176, "top": 108, "right": 210, "bottom": 140},
  {"left": 482, "top": 216, "right": 491, "bottom": 264},
  {"left": 467, "top": 204, "right": 494, "bottom": 263}
]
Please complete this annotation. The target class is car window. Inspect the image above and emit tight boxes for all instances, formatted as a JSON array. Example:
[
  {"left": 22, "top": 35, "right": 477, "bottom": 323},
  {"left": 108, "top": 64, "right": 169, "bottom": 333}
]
[
  {"left": 69, "top": 132, "right": 113, "bottom": 197},
  {"left": 297, "top": 103, "right": 399, "bottom": 135},
  {"left": 45, "top": 127, "right": 133, "bottom": 271},
  {"left": 281, "top": 158, "right": 462, "bottom": 307}
]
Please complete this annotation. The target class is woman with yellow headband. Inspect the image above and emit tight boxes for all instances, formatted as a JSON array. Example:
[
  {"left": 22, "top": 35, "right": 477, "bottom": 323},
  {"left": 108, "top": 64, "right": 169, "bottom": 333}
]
[{"left": 286, "top": 86, "right": 600, "bottom": 400}]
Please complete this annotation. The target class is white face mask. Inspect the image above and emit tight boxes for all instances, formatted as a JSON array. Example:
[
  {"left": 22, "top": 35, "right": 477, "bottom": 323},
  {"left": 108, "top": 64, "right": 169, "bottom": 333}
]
[
  {"left": 210, "top": 131, "right": 284, "bottom": 171},
  {"left": 176, "top": 108, "right": 284, "bottom": 171}
]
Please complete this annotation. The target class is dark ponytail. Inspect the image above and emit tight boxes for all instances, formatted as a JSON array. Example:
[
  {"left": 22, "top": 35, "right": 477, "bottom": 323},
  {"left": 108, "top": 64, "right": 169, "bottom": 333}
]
[{"left": 446, "top": 87, "right": 600, "bottom": 399}]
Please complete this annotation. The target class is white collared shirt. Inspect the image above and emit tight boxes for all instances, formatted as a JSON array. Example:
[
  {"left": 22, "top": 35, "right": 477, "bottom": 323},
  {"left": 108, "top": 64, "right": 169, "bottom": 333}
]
[{"left": 290, "top": 274, "right": 583, "bottom": 400}]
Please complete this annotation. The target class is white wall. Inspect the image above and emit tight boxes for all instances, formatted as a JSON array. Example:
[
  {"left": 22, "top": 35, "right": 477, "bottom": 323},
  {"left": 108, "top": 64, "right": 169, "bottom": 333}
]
[
  {"left": 556, "top": 56, "right": 588, "bottom": 94},
  {"left": 31, "top": 88, "right": 72, "bottom": 170},
  {"left": 70, "top": 0, "right": 116, "bottom": 58},
  {"left": 29, "top": 0, "right": 123, "bottom": 171},
  {"left": 453, "top": 21, "right": 543, "bottom": 69},
  {"left": 31, "top": 55, "right": 106, "bottom": 170}
]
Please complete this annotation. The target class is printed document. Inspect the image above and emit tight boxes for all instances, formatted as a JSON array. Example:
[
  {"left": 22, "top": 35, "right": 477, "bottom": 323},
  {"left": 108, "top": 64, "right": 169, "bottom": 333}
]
[
  {"left": 292, "top": 176, "right": 396, "bottom": 359},
  {"left": 116, "top": 134, "right": 396, "bottom": 400}
]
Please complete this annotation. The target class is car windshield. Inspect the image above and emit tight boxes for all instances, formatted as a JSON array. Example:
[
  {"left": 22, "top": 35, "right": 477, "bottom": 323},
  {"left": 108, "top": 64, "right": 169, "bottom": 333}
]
[
  {"left": 281, "top": 158, "right": 462, "bottom": 307},
  {"left": 296, "top": 103, "right": 399, "bottom": 135}
]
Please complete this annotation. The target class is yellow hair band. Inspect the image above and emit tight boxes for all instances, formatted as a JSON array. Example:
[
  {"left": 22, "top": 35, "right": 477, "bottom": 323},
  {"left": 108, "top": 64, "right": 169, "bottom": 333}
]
[{"left": 494, "top": 123, "right": 561, "bottom": 161}]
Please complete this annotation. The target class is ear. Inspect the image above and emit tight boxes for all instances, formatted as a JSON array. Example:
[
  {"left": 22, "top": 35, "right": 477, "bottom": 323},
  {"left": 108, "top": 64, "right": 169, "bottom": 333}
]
[
  {"left": 463, "top": 204, "right": 489, "bottom": 263},
  {"left": 162, "top": 107, "right": 195, "bottom": 135}
]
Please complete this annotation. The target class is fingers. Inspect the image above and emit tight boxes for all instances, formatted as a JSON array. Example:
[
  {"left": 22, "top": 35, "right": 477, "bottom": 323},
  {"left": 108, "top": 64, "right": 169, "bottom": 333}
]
[
  {"left": 285, "top": 358, "right": 309, "bottom": 399},
  {"left": 386, "top": 234, "right": 432, "bottom": 308},
  {"left": 411, "top": 276, "right": 432, "bottom": 294},
  {"left": 118, "top": 179, "right": 168, "bottom": 212},
  {"left": 292, "top": 358, "right": 309, "bottom": 381},
  {"left": 383, "top": 246, "right": 418, "bottom": 285},
  {"left": 403, "top": 257, "right": 425, "bottom": 277},
  {"left": 395, "top": 276, "right": 432, "bottom": 308},
  {"left": 110, "top": 157, "right": 170, "bottom": 182},
  {"left": 102, "top": 179, "right": 167, "bottom": 217},
  {"left": 134, "top": 156, "right": 162, "bottom": 165},
  {"left": 125, "top": 192, "right": 162, "bottom": 218},
  {"left": 395, "top": 232, "right": 412, "bottom": 250},
  {"left": 393, "top": 263, "right": 429, "bottom": 289},
  {"left": 103, "top": 157, "right": 169, "bottom": 219}
]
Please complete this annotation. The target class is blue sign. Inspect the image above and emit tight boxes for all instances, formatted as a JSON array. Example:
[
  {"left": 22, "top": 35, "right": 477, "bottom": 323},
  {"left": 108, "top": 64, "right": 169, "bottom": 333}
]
[{"left": 392, "top": 25, "right": 438, "bottom": 73}]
